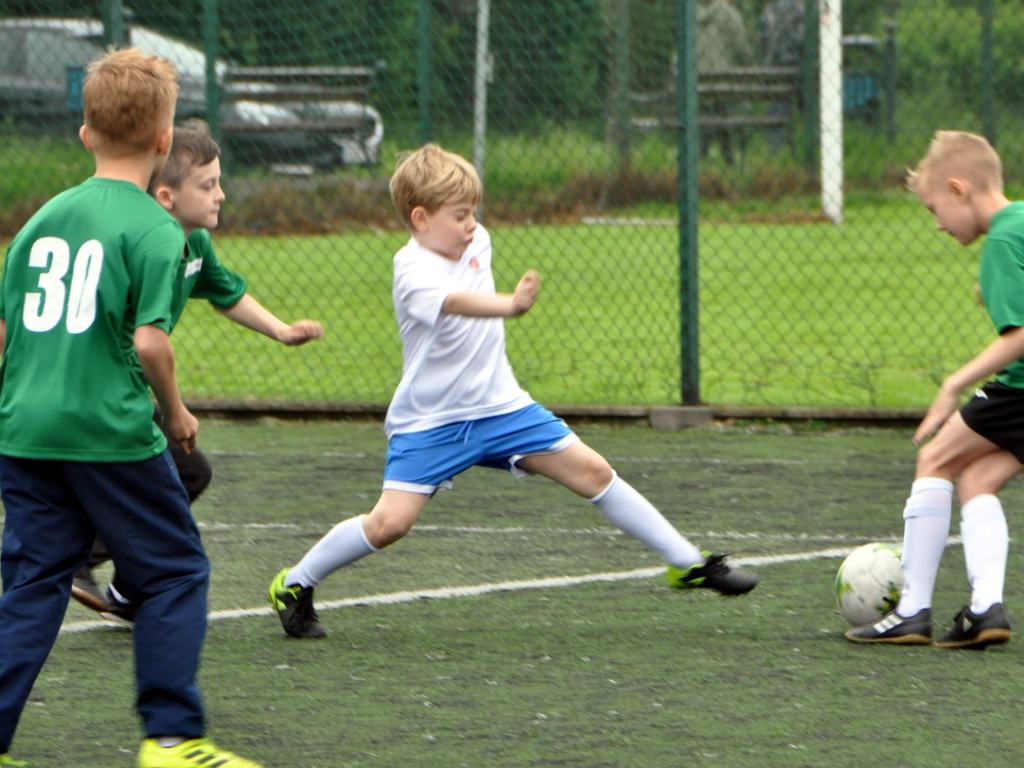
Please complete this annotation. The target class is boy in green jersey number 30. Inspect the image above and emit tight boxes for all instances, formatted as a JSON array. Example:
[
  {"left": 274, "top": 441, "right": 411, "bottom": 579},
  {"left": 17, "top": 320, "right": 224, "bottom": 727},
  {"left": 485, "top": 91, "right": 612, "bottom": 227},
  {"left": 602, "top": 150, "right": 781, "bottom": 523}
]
[{"left": 0, "top": 49, "right": 261, "bottom": 768}]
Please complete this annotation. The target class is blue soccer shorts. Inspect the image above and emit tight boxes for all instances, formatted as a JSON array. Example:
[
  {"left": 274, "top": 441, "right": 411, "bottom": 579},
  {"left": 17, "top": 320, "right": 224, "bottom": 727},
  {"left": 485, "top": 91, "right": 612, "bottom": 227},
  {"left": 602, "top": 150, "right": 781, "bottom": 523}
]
[{"left": 383, "top": 403, "right": 578, "bottom": 494}]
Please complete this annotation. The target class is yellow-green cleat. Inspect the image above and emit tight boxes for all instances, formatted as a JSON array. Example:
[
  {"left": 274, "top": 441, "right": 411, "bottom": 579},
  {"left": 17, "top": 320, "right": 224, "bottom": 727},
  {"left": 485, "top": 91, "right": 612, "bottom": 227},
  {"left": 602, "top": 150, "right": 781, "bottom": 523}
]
[
  {"left": 666, "top": 552, "right": 759, "bottom": 596},
  {"left": 0, "top": 753, "right": 29, "bottom": 766},
  {"left": 269, "top": 568, "right": 326, "bottom": 639},
  {"left": 138, "top": 737, "right": 262, "bottom": 767}
]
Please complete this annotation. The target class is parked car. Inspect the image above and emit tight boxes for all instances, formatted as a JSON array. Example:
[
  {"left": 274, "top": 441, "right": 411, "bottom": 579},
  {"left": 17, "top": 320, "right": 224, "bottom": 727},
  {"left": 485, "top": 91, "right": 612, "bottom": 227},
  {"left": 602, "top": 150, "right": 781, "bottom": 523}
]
[{"left": 0, "top": 18, "right": 385, "bottom": 169}]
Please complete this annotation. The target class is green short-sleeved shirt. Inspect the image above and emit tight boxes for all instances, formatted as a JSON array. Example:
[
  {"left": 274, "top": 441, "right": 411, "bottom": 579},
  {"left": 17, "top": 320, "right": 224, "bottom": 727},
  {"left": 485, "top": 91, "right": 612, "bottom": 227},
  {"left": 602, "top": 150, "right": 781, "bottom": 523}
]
[
  {"left": 979, "top": 201, "right": 1024, "bottom": 388},
  {"left": 0, "top": 177, "right": 184, "bottom": 461},
  {"left": 171, "top": 228, "right": 247, "bottom": 329}
]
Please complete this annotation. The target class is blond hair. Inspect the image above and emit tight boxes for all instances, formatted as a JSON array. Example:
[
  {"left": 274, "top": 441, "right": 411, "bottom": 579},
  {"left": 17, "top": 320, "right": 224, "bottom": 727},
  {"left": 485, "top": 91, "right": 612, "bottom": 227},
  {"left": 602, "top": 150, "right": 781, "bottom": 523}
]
[
  {"left": 907, "top": 130, "right": 1003, "bottom": 194},
  {"left": 83, "top": 47, "right": 179, "bottom": 156},
  {"left": 149, "top": 119, "right": 221, "bottom": 193},
  {"left": 388, "top": 143, "right": 482, "bottom": 229}
]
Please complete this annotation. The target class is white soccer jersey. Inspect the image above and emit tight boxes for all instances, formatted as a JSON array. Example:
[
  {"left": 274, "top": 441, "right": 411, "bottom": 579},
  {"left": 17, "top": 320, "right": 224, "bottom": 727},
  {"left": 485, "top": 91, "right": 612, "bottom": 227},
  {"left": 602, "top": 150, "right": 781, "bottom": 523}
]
[{"left": 385, "top": 225, "right": 533, "bottom": 436}]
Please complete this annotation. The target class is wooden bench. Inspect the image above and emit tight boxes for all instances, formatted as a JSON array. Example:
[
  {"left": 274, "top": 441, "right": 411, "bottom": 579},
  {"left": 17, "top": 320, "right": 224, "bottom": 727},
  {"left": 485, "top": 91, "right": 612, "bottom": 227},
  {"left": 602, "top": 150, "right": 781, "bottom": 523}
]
[
  {"left": 218, "top": 62, "right": 386, "bottom": 169},
  {"left": 629, "top": 31, "right": 896, "bottom": 144},
  {"left": 630, "top": 65, "right": 801, "bottom": 135}
]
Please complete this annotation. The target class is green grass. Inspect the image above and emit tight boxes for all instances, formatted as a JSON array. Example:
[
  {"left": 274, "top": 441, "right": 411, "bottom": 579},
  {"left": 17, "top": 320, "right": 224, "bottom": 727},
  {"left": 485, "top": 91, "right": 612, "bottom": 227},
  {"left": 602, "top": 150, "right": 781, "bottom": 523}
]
[
  {"left": 167, "top": 191, "right": 987, "bottom": 409},
  {"left": 11, "top": 417, "right": 1024, "bottom": 766},
  {"left": 0, "top": 129, "right": 1000, "bottom": 409}
]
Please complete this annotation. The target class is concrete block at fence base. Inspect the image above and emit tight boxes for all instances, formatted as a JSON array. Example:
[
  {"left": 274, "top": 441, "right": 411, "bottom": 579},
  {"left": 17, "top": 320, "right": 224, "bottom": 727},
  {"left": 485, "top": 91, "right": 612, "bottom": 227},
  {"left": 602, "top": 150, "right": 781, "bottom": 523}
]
[{"left": 649, "top": 406, "right": 713, "bottom": 430}]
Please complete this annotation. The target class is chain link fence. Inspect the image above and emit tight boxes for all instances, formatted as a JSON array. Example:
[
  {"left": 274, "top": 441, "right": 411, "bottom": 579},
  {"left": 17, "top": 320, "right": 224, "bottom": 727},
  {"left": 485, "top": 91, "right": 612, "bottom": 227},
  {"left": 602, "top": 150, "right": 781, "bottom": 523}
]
[{"left": 0, "top": 0, "right": 1020, "bottom": 410}]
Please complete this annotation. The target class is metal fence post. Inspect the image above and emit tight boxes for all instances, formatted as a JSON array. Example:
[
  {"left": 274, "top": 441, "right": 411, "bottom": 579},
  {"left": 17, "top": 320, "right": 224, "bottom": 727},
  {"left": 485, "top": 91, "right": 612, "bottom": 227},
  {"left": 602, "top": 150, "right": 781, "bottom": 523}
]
[
  {"left": 677, "top": 0, "right": 699, "bottom": 405},
  {"left": 473, "top": 0, "right": 491, "bottom": 211},
  {"left": 417, "top": 0, "right": 434, "bottom": 144},
  {"left": 802, "top": 0, "right": 819, "bottom": 173},
  {"left": 980, "top": 0, "right": 996, "bottom": 147},
  {"left": 203, "top": 0, "right": 220, "bottom": 138},
  {"left": 609, "top": 0, "right": 632, "bottom": 176},
  {"left": 883, "top": 19, "right": 897, "bottom": 142},
  {"left": 101, "top": 0, "right": 126, "bottom": 46}
]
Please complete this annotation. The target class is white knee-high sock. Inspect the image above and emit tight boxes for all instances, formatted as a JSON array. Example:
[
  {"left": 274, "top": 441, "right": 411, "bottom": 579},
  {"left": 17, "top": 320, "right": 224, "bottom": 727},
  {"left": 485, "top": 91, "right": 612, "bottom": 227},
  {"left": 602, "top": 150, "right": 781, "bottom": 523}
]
[
  {"left": 286, "top": 516, "right": 378, "bottom": 588},
  {"left": 960, "top": 494, "right": 1008, "bottom": 614},
  {"left": 897, "top": 477, "right": 953, "bottom": 616},
  {"left": 590, "top": 473, "right": 703, "bottom": 569}
]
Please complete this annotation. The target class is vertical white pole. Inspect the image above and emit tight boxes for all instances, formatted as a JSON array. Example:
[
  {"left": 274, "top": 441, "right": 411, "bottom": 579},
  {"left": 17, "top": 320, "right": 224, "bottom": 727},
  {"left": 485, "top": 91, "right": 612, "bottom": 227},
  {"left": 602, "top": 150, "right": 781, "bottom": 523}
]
[
  {"left": 473, "top": 0, "right": 492, "bottom": 216},
  {"left": 819, "top": 0, "right": 843, "bottom": 224}
]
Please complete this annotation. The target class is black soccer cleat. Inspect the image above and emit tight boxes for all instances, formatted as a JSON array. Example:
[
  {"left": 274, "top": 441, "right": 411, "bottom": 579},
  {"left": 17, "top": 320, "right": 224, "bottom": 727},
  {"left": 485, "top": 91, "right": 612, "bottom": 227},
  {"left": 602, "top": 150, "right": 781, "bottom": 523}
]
[
  {"left": 934, "top": 603, "right": 1011, "bottom": 650},
  {"left": 269, "top": 568, "right": 326, "bottom": 639},
  {"left": 845, "top": 607, "right": 931, "bottom": 645},
  {"left": 666, "top": 552, "right": 759, "bottom": 596}
]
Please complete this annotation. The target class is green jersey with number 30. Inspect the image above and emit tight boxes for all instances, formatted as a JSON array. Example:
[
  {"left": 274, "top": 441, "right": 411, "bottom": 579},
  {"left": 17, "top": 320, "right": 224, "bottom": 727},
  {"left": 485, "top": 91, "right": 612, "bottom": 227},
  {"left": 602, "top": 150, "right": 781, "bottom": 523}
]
[{"left": 0, "top": 177, "right": 184, "bottom": 461}]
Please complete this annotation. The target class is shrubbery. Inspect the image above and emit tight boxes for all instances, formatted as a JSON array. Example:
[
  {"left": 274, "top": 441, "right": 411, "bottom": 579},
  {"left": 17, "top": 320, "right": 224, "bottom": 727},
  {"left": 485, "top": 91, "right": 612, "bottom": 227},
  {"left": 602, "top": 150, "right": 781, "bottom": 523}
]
[{"left": 894, "top": 1, "right": 1024, "bottom": 107}]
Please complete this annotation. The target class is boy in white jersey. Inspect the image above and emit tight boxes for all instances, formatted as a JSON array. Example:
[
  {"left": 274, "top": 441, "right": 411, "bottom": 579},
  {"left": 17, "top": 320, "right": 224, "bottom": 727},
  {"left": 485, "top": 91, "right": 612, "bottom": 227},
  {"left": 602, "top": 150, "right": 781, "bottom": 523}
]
[{"left": 269, "top": 143, "right": 758, "bottom": 639}]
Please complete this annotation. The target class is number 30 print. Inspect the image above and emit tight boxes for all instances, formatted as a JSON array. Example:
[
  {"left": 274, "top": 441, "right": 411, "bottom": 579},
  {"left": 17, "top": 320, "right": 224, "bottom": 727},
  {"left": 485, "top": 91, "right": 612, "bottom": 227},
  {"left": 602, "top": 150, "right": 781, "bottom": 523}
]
[{"left": 22, "top": 237, "right": 104, "bottom": 334}]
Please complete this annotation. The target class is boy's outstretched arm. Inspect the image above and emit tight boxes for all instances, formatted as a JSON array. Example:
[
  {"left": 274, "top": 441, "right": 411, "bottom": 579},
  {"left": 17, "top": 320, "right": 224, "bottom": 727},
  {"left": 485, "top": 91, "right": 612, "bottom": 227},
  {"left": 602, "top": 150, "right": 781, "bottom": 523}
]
[
  {"left": 216, "top": 294, "right": 324, "bottom": 346},
  {"left": 443, "top": 269, "right": 540, "bottom": 318},
  {"left": 915, "top": 324, "right": 1024, "bottom": 444}
]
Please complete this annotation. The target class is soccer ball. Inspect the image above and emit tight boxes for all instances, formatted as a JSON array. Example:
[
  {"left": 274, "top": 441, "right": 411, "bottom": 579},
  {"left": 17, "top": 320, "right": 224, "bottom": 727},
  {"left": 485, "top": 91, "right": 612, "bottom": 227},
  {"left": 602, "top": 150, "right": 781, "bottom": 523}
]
[{"left": 834, "top": 542, "right": 904, "bottom": 625}]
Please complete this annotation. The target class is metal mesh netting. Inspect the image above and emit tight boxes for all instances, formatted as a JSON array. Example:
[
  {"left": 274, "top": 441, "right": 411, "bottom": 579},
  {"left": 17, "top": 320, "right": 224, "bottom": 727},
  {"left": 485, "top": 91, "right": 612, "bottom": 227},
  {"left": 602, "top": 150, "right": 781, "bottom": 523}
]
[{"left": 0, "top": 1, "right": 1019, "bottom": 409}]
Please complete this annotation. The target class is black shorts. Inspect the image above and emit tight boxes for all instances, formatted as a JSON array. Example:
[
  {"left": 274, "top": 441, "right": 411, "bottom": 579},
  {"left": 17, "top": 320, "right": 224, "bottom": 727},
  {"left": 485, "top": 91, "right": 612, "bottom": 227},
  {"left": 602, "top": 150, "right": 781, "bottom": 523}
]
[{"left": 960, "top": 381, "right": 1024, "bottom": 463}]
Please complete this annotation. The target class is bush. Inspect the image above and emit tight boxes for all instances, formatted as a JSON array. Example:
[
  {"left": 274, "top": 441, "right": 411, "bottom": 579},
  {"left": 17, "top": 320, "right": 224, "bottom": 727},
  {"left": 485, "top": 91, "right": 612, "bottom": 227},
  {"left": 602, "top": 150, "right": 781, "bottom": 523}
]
[{"left": 895, "top": 1, "right": 1024, "bottom": 106}]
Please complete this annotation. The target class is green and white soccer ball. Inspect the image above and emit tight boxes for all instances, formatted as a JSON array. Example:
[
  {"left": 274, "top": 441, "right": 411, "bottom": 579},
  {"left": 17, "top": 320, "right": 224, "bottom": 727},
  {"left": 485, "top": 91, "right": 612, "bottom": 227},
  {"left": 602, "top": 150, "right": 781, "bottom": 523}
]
[{"left": 834, "top": 542, "right": 904, "bottom": 625}]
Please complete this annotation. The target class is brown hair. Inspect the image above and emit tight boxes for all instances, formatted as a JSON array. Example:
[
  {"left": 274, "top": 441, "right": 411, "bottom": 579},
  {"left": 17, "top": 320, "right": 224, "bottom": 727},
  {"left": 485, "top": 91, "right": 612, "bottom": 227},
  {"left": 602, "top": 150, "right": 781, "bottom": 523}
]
[
  {"left": 907, "top": 130, "right": 1003, "bottom": 194},
  {"left": 82, "top": 47, "right": 179, "bottom": 156},
  {"left": 150, "top": 119, "right": 221, "bottom": 192},
  {"left": 388, "top": 143, "right": 482, "bottom": 229}
]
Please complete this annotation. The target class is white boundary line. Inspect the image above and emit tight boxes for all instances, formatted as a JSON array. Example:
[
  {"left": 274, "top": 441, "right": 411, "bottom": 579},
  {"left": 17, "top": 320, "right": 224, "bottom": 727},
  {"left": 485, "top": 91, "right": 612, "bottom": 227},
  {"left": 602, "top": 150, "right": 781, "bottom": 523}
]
[
  {"left": 193, "top": 521, "right": 903, "bottom": 546},
  {"left": 0, "top": 520, "right": 900, "bottom": 542},
  {"left": 59, "top": 545, "right": 913, "bottom": 635}
]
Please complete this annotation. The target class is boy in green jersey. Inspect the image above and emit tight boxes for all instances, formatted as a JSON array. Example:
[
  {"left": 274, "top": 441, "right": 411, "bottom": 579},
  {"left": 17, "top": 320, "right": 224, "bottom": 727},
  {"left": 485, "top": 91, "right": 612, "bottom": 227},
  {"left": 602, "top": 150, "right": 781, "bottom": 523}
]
[
  {"left": 151, "top": 119, "right": 324, "bottom": 343},
  {"left": 70, "top": 119, "right": 324, "bottom": 620},
  {"left": 847, "top": 131, "right": 1024, "bottom": 649},
  {"left": 0, "top": 49, "right": 261, "bottom": 767}
]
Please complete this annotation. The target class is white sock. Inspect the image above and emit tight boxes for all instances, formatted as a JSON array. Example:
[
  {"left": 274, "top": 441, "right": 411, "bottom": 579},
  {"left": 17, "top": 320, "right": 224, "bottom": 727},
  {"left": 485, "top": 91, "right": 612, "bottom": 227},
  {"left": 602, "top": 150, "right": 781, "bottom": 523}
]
[
  {"left": 286, "top": 516, "right": 378, "bottom": 588},
  {"left": 590, "top": 473, "right": 703, "bottom": 569},
  {"left": 961, "top": 494, "right": 1008, "bottom": 614},
  {"left": 108, "top": 582, "right": 131, "bottom": 606},
  {"left": 156, "top": 736, "right": 186, "bottom": 748},
  {"left": 897, "top": 477, "right": 953, "bottom": 616}
]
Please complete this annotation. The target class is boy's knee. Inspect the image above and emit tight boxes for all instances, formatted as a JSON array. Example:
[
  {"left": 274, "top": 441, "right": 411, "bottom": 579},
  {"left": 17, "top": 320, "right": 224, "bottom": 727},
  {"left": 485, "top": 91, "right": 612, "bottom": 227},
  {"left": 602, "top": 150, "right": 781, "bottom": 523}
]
[
  {"left": 956, "top": 469, "right": 982, "bottom": 502},
  {"left": 364, "top": 508, "right": 415, "bottom": 548},
  {"left": 957, "top": 462, "right": 1016, "bottom": 502},
  {"left": 916, "top": 439, "right": 957, "bottom": 478},
  {"left": 592, "top": 462, "right": 615, "bottom": 490},
  {"left": 581, "top": 456, "right": 615, "bottom": 496}
]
